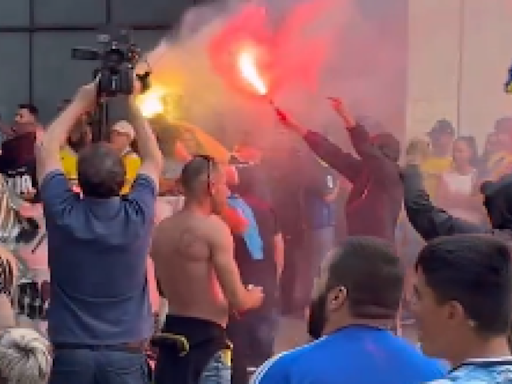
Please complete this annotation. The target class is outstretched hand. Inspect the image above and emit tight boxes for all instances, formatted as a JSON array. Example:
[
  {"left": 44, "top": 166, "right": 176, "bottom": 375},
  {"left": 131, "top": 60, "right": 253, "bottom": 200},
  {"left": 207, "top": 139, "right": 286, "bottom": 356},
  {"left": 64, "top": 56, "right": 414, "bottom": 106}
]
[
  {"left": 273, "top": 106, "right": 306, "bottom": 135},
  {"left": 328, "top": 97, "right": 356, "bottom": 127},
  {"left": 404, "top": 138, "right": 430, "bottom": 166}
]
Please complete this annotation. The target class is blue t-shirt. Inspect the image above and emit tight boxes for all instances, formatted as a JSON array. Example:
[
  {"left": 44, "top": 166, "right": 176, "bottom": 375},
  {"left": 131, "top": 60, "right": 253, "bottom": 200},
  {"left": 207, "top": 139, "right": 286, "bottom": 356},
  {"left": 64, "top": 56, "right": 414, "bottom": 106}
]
[
  {"left": 429, "top": 358, "right": 512, "bottom": 383},
  {"left": 41, "top": 171, "right": 156, "bottom": 345},
  {"left": 251, "top": 326, "right": 446, "bottom": 384},
  {"left": 302, "top": 161, "right": 337, "bottom": 230}
]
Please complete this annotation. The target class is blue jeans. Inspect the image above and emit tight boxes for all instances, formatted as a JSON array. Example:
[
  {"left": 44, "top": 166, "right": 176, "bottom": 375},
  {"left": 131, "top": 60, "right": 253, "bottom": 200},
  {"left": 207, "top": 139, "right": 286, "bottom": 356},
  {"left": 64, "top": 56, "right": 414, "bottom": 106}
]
[
  {"left": 49, "top": 349, "right": 149, "bottom": 384},
  {"left": 199, "top": 350, "right": 232, "bottom": 384}
]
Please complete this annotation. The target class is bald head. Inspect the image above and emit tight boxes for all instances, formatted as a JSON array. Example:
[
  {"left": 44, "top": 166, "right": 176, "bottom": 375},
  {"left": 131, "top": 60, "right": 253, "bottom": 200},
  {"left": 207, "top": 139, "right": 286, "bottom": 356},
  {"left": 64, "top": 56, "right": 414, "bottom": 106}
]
[{"left": 78, "top": 143, "right": 125, "bottom": 198}]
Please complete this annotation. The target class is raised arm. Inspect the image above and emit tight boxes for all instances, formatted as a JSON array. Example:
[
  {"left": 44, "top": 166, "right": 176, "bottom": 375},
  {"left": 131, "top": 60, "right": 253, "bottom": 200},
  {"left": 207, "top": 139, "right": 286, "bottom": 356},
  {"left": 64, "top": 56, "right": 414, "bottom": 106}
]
[
  {"left": 209, "top": 216, "right": 264, "bottom": 312},
  {"left": 128, "top": 98, "right": 163, "bottom": 187},
  {"left": 402, "top": 164, "right": 485, "bottom": 241},
  {"left": 329, "top": 97, "right": 382, "bottom": 161},
  {"left": 274, "top": 108, "right": 362, "bottom": 183},
  {"left": 37, "top": 84, "right": 95, "bottom": 184}
]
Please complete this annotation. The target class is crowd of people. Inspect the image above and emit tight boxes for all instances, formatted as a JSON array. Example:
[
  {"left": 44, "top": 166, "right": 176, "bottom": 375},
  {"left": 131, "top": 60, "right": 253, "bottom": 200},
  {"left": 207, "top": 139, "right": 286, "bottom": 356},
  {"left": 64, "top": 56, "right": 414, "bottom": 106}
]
[{"left": 0, "top": 79, "right": 510, "bottom": 384}]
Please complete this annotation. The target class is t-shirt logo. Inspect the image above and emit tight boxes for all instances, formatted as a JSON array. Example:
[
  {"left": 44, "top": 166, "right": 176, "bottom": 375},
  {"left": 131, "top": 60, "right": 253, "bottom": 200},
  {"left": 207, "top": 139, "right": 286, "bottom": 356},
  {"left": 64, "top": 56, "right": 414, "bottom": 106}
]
[{"left": 6, "top": 173, "right": 35, "bottom": 196}]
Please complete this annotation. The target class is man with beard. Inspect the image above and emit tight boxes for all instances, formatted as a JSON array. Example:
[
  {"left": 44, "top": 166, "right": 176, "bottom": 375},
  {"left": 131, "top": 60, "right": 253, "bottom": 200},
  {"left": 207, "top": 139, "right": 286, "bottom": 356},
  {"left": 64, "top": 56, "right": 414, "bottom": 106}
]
[
  {"left": 413, "top": 235, "right": 512, "bottom": 383},
  {"left": 403, "top": 145, "right": 512, "bottom": 240},
  {"left": 277, "top": 99, "right": 402, "bottom": 244},
  {"left": 151, "top": 156, "right": 264, "bottom": 384},
  {"left": 251, "top": 237, "right": 445, "bottom": 384}
]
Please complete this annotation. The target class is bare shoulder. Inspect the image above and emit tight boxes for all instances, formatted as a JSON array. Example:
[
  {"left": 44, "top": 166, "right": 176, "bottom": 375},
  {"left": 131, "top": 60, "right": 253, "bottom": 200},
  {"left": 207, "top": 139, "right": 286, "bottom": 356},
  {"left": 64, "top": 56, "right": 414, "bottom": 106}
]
[
  {"left": 203, "top": 214, "right": 232, "bottom": 240},
  {"left": 153, "top": 214, "right": 179, "bottom": 243}
]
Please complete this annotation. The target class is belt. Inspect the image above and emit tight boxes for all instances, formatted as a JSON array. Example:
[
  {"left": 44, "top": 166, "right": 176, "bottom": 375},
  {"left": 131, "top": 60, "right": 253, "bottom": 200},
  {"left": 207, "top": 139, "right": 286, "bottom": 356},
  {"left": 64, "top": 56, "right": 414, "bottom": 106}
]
[{"left": 53, "top": 340, "right": 148, "bottom": 353}]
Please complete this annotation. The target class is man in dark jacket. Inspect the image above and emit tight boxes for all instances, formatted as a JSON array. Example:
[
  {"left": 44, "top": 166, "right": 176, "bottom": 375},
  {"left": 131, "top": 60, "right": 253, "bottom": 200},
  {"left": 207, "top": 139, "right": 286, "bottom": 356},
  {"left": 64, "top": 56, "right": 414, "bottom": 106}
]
[
  {"left": 403, "top": 157, "right": 512, "bottom": 240},
  {"left": 277, "top": 98, "right": 402, "bottom": 244}
]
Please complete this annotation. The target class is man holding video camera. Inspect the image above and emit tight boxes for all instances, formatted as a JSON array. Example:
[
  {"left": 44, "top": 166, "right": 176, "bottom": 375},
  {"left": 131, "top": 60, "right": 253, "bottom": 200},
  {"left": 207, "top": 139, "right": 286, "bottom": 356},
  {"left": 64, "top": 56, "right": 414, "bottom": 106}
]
[{"left": 37, "top": 78, "right": 162, "bottom": 384}]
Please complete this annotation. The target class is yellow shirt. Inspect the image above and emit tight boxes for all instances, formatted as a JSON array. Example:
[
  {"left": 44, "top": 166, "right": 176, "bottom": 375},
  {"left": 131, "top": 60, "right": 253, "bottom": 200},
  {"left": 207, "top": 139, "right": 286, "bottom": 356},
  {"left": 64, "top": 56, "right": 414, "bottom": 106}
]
[
  {"left": 60, "top": 147, "right": 78, "bottom": 183},
  {"left": 60, "top": 146, "right": 141, "bottom": 195},
  {"left": 420, "top": 156, "right": 452, "bottom": 198},
  {"left": 121, "top": 150, "right": 141, "bottom": 195}
]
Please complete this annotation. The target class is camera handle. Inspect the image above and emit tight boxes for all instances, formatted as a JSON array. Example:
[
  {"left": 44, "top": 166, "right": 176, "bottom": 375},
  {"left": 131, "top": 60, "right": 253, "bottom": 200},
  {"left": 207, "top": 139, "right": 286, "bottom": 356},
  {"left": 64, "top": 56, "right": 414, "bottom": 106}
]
[{"left": 90, "top": 98, "right": 109, "bottom": 143}]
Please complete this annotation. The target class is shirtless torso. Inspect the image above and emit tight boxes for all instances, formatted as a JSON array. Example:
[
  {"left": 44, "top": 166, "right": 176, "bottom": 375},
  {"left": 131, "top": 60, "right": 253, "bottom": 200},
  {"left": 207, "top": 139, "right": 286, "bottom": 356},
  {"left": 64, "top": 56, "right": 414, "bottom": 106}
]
[{"left": 151, "top": 209, "right": 249, "bottom": 327}]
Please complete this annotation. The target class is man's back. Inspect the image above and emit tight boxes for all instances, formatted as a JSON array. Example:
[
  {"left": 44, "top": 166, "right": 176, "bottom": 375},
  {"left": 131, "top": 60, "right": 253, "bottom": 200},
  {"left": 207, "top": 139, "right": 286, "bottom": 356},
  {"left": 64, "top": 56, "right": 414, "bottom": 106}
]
[
  {"left": 152, "top": 210, "right": 230, "bottom": 326},
  {"left": 252, "top": 326, "right": 446, "bottom": 384},
  {"left": 41, "top": 171, "right": 156, "bottom": 344}
]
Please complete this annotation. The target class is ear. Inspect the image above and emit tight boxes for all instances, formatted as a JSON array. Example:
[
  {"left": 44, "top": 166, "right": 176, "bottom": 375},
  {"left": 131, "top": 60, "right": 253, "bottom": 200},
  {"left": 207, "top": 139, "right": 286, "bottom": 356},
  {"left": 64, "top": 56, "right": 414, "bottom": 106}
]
[
  {"left": 326, "top": 286, "right": 347, "bottom": 312},
  {"left": 445, "top": 300, "right": 467, "bottom": 325}
]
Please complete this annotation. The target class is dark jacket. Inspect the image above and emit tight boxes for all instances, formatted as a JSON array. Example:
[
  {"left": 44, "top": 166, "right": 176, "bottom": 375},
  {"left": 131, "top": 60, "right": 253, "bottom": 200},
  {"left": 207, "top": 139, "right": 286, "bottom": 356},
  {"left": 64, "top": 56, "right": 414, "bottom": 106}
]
[
  {"left": 303, "top": 124, "right": 402, "bottom": 244},
  {"left": 402, "top": 164, "right": 512, "bottom": 242}
]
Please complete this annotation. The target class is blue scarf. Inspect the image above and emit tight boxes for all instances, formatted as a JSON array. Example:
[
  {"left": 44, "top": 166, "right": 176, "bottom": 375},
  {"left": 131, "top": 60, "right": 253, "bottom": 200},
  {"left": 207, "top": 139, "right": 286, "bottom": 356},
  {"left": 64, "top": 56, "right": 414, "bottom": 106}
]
[{"left": 227, "top": 195, "right": 264, "bottom": 260}]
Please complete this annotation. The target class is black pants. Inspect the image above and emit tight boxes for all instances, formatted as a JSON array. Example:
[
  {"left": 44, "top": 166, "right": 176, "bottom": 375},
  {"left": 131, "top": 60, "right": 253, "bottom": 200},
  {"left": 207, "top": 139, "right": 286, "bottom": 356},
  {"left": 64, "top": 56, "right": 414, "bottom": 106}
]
[{"left": 153, "top": 315, "right": 231, "bottom": 384}]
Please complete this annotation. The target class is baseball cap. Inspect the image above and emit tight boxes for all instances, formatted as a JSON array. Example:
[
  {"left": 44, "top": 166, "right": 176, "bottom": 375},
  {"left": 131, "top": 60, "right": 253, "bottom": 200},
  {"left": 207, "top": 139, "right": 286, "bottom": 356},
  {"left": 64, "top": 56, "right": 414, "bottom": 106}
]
[
  {"left": 427, "top": 119, "right": 455, "bottom": 136},
  {"left": 111, "top": 120, "right": 135, "bottom": 141}
]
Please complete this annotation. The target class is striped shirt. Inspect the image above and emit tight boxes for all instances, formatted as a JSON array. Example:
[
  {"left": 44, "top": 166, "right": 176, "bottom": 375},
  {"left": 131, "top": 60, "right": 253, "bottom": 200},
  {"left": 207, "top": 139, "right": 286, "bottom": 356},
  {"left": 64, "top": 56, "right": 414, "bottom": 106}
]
[{"left": 0, "top": 174, "right": 22, "bottom": 249}]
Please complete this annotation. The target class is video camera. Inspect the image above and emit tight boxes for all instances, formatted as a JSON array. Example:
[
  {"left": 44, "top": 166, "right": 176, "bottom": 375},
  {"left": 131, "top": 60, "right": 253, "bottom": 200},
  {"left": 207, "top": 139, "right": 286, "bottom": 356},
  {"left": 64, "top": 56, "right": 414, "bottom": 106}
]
[{"left": 71, "top": 28, "right": 150, "bottom": 98}]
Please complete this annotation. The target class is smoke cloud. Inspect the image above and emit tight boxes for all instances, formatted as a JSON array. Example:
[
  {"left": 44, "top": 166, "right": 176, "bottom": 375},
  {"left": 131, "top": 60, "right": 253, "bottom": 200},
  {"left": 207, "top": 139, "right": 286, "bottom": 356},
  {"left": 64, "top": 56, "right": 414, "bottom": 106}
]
[{"left": 144, "top": 0, "right": 407, "bottom": 150}]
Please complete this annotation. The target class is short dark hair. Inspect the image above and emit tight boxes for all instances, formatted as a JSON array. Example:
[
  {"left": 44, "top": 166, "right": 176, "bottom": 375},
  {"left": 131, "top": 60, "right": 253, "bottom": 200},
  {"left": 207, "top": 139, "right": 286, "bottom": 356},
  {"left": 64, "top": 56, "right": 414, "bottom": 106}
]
[
  {"left": 416, "top": 234, "right": 512, "bottom": 336},
  {"left": 18, "top": 103, "right": 38, "bottom": 117},
  {"left": 77, "top": 143, "right": 125, "bottom": 198},
  {"left": 327, "top": 237, "right": 404, "bottom": 319},
  {"left": 180, "top": 155, "right": 219, "bottom": 195}
]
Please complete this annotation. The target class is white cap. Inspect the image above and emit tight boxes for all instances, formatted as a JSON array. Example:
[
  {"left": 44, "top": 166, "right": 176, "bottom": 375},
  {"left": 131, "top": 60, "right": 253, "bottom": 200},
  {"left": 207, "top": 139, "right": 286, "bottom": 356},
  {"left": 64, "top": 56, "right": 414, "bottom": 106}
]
[{"left": 111, "top": 120, "right": 135, "bottom": 141}]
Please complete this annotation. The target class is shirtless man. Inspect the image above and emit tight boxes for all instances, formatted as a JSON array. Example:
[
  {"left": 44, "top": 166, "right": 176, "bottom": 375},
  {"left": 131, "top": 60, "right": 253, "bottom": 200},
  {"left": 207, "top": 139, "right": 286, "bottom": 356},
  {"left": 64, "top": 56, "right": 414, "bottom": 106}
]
[{"left": 151, "top": 155, "right": 264, "bottom": 384}]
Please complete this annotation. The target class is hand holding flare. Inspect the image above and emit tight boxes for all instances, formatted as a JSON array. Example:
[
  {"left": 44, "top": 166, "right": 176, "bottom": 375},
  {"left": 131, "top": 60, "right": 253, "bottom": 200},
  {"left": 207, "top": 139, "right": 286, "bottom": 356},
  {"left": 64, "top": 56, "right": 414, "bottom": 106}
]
[{"left": 328, "top": 97, "right": 357, "bottom": 128}]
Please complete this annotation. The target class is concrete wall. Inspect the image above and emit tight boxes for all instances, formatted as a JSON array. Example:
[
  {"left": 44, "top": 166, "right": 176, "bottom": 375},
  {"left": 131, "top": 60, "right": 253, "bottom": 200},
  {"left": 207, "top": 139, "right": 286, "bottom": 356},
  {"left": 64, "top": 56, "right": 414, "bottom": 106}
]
[
  {"left": 407, "top": 0, "right": 512, "bottom": 147},
  {"left": 0, "top": 0, "right": 191, "bottom": 123}
]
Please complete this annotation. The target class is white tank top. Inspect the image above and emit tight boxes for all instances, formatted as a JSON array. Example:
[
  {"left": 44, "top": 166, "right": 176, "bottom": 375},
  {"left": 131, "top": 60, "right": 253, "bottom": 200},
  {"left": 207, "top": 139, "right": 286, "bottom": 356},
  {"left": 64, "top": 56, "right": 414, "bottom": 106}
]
[
  {"left": 441, "top": 170, "right": 475, "bottom": 196},
  {"left": 441, "top": 170, "right": 481, "bottom": 223}
]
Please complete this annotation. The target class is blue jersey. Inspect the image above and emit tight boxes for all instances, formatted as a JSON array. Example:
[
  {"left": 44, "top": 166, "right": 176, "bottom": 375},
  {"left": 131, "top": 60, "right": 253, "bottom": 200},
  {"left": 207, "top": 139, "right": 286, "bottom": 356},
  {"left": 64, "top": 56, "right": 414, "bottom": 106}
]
[
  {"left": 429, "top": 358, "right": 512, "bottom": 383},
  {"left": 251, "top": 325, "right": 446, "bottom": 384}
]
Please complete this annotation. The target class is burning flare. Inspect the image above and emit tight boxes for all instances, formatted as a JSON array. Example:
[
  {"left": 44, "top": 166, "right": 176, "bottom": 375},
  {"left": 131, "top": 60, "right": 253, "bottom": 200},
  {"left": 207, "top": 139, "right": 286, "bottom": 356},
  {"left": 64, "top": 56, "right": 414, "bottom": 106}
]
[
  {"left": 136, "top": 86, "right": 166, "bottom": 118},
  {"left": 238, "top": 50, "right": 267, "bottom": 95}
]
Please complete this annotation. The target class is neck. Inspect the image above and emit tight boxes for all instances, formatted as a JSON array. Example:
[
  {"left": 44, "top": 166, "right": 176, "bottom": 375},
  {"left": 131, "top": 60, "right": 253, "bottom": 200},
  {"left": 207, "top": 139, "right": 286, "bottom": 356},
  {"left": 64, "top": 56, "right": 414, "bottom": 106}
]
[
  {"left": 325, "top": 317, "right": 395, "bottom": 336},
  {"left": 453, "top": 162, "right": 472, "bottom": 174},
  {"left": 183, "top": 198, "right": 212, "bottom": 216},
  {"left": 450, "top": 336, "right": 511, "bottom": 368}
]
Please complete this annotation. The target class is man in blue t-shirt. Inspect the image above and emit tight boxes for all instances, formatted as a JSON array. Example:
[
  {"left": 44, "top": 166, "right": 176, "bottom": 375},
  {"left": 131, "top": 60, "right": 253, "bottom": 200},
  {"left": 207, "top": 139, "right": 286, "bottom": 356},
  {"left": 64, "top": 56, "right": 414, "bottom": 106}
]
[
  {"left": 36, "top": 81, "right": 163, "bottom": 384},
  {"left": 414, "top": 235, "right": 512, "bottom": 383},
  {"left": 251, "top": 237, "right": 446, "bottom": 384}
]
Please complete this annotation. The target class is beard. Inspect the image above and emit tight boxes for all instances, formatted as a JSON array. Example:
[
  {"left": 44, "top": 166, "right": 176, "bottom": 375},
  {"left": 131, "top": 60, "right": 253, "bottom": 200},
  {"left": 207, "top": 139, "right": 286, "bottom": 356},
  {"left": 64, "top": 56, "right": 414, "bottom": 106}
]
[{"left": 307, "top": 292, "right": 328, "bottom": 340}]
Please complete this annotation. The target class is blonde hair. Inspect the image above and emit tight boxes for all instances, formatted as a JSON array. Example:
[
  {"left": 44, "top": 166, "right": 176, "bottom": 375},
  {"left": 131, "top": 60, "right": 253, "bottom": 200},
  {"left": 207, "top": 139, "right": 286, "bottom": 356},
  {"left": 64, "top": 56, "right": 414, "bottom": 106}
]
[{"left": 0, "top": 328, "right": 51, "bottom": 384}]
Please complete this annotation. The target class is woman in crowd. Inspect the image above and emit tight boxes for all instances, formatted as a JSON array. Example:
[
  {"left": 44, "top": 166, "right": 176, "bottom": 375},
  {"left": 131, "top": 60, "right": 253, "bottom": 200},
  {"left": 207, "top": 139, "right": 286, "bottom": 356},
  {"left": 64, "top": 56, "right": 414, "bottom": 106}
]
[{"left": 436, "top": 136, "right": 486, "bottom": 224}]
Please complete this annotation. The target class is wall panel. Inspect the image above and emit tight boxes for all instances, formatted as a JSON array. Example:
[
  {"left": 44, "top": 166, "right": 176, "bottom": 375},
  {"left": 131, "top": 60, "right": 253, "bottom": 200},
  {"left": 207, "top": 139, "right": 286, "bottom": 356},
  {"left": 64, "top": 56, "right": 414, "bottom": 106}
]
[
  {"left": 32, "top": 32, "right": 99, "bottom": 122},
  {"left": 0, "top": 34, "right": 30, "bottom": 122},
  {"left": 0, "top": 0, "right": 30, "bottom": 27},
  {"left": 33, "top": 0, "right": 107, "bottom": 26},
  {"left": 111, "top": 0, "right": 190, "bottom": 26}
]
